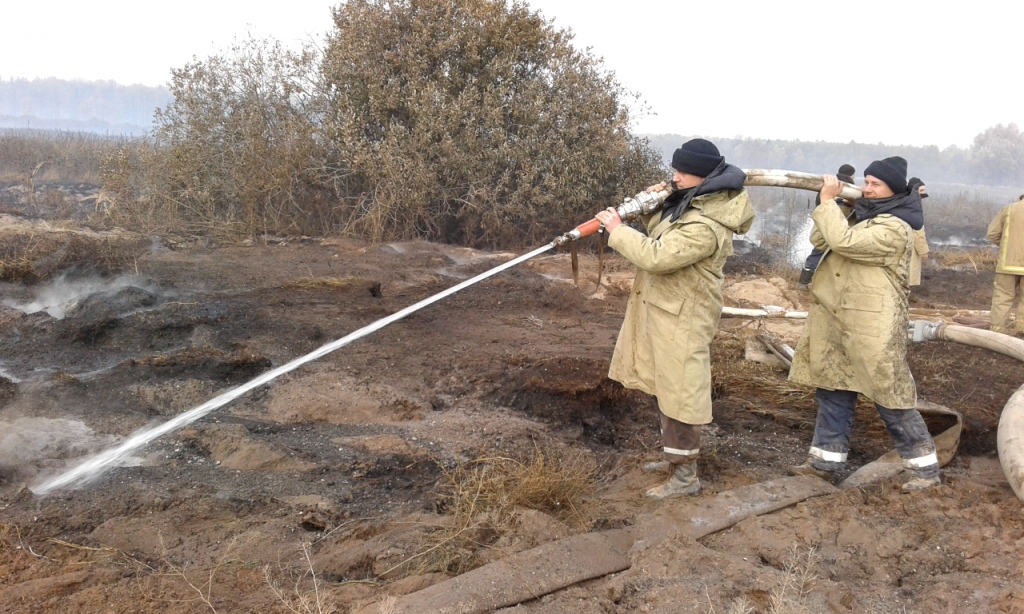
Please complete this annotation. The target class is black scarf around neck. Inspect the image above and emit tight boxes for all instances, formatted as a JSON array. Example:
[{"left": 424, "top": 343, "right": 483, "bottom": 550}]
[
  {"left": 852, "top": 189, "right": 924, "bottom": 230},
  {"left": 659, "top": 162, "right": 747, "bottom": 222},
  {"left": 660, "top": 186, "right": 697, "bottom": 222}
]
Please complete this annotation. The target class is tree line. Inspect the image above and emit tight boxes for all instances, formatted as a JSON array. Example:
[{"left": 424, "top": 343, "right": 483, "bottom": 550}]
[
  {"left": 647, "top": 127, "right": 1024, "bottom": 189},
  {"left": 3, "top": 0, "right": 1023, "bottom": 249},
  {"left": 0, "top": 78, "right": 172, "bottom": 135}
]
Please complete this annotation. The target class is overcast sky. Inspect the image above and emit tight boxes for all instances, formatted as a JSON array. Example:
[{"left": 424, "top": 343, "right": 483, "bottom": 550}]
[{"left": 2, "top": 1, "right": 1018, "bottom": 148}]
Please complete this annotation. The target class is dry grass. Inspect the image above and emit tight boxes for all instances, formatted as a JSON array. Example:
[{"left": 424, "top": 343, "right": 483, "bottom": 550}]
[
  {"left": 1, "top": 523, "right": 341, "bottom": 612},
  {"left": 396, "top": 449, "right": 597, "bottom": 576},
  {"left": 757, "top": 259, "right": 801, "bottom": 284},
  {"left": 930, "top": 246, "right": 999, "bottom": 271},
  {"left": 712, "top": 334, "right": 816, "bottom": 426},
  {"left": 443, "top": 451, "right": 595, "bottom": 525},
  {"left": 375, "top": 594, "right": 397, "bottom": 614},
  {"left": 265, "top": 542, "right": 338, "bottom": 614},
  {"left": 0, "top": 129, "right": 117, "bottom": 184},
  {"left": 706, "top": 544, "right": 822, "bottom": 614},
  {"left": 766, "top": 544, "right": 820, "bottom": 614},
  {"left": 133, "top": 347, "right": 268, "bottom": 369},
  {"left": 0, "top": 230, "right": 148, "bottom": 283},
  {"left": 0, "top": 254, "right": 32, "bottom": 282},
  {"left": 287, "top": 276, "right": 362, "bottom": 290}
]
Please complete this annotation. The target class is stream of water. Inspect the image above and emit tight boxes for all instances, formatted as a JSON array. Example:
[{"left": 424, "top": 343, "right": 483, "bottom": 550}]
[{"left": 32, "top": 243, "right": 555, "bottom": 494}]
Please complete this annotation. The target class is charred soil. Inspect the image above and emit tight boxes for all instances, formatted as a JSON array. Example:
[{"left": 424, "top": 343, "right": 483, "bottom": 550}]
[{"left": 0, "top": 217, "right": 1022, "bottom": 613}]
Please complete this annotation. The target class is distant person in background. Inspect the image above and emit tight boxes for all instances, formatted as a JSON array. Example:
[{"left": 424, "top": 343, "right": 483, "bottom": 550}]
[
  {"left": 986, "top": 194, "right": 1024, "bottom": 335},
  {"left": 907, "top": 177, "right": 930, "bottom": 287},
  {"left": 796, "top": 164, "right": 856, "bottom": 288}
]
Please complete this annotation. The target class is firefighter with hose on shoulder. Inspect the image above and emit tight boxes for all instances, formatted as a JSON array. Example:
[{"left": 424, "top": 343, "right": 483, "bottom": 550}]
[
  {"left": 787, "top": 157, "right": 942, "bottom": 492},
  {"left": 594, "top": 138, "right": 754, "bottom": 499}
]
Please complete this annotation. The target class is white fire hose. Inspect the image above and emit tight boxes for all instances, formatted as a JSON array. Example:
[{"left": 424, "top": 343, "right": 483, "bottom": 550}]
[
  {"left": 911, "top": 322, "right": 1024, "bottom": 501},
  {"left": 561, "top": 170, "right": 1024, "bottom": 501}
]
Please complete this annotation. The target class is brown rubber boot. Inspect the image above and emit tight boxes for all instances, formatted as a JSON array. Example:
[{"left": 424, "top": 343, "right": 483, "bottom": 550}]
[
  {"left": 646, "top": 462, "right": 701, "bottom": 499},
  {"left": 787, "top": 461, "right": 834, "bottom": 482},
  {"left": 642, "top": 460, "right": 671, "bottom": 474}
]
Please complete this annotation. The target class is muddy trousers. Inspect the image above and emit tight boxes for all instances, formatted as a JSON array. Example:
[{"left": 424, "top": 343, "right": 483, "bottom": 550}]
[
  {"left": 660, "top": 412, "right": 701, "bottom": 466},
  {"left": 807, "top": 388, "right": 939, "bottom": 479},
  {"left": 990, "top": 273, "right": 1023, "bottom": 334}
]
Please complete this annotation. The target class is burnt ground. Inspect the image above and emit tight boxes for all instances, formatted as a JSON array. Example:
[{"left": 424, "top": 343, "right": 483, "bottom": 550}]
[{"left": 0, "top": 215, "right": 1022, "bottom": 613}]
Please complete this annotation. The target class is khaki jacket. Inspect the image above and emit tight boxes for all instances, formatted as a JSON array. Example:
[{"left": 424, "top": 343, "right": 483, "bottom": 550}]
[
  {"left": 909, "top": 227, "right": 928, "bottom": 286},
  {"left": 987, "top": 199, "right": 1024, "bottom": 275},
  {"left": 789, "top": 199, "right": 917, "bottom": 409},
  {"left": 607, "top": 189, "right": 755, "bottom": 424}
]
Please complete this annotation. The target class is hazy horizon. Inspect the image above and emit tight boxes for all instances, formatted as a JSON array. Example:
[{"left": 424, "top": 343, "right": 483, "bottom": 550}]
[{"left": 2, "top": 1, "right": 1019, "bottom": 150}]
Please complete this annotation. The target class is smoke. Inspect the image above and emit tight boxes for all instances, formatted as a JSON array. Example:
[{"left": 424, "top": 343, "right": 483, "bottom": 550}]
[
  {"left": 790, "top": 219, "right": 814, "bottom": 266},
  {"left": 932, "top": 236, "right": 989, "bottom": 248},
  {"left": 2, "top": 274, "right": 155, "bottom": 319},
  {"left": 0, "top": 417, "right": 142, "bottom": 484}
]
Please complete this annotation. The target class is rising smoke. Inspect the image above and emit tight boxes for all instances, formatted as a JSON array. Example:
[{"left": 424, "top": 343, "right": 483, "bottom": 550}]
[
  {"left": 0, "top": 417, "right": 138, "bottom": 484},
  {"left": 2, "top": 274, "right": 158, "bottom": 319}
]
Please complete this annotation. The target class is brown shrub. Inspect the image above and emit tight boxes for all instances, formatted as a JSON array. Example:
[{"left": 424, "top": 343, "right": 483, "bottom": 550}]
[{"left": 102, "top": 1, "right": 664, "bottom": 247}]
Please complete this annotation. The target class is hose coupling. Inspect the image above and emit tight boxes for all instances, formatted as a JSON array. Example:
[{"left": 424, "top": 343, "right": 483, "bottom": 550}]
[{"left": 909, "top": 320, "right": 944, "bottom": 343}]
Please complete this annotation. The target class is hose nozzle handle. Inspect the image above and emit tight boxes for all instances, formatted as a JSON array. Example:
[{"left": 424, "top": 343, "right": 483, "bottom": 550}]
[{"left": 553, "top": 187, "right": 672, "bottom": 246}]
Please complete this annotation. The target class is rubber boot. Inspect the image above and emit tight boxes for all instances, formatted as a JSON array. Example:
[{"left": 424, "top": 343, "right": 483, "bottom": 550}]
[
  {"left": 901, "top": 474, "right": 941, "bottom": 493},
  {"left": 646, "top": 462, "right": 700, "bottom": 499},
  {"left": 787, "top": 460, "right": 834, "bottom": 482},
  {"left": 796, "top": 267, "right": 814, "bottom": 289},
  {"left": 642, "top": 460, "right": 670, "bottom": 474}
]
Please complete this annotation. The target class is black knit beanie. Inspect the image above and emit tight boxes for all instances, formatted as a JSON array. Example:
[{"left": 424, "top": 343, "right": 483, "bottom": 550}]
[
  {"left": 908, "top": 176, "right": 929, "bottom": 198},
  {"left": 864, "top": 156, "right": 908, "bottom": 194},
  {"left": 837, "top": 164, "right": 855, "bottom": 183},
  {"left": 671, "top": 138, "right": 724, "bottom": 178}
]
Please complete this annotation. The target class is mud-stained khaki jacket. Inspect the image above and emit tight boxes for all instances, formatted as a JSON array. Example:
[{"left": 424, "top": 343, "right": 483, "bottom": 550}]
[
  {"left": 987, "top": 199, "right": 1024, "bottom": 275},
  {"left": 789, "top": 199, "right": 917, "bottom": 409},
  {"left": 607, "top": 189, "right": 755, "bottom": 424},
  {"left": 909, "top": 227, "right": 928, "bottom": 286}
]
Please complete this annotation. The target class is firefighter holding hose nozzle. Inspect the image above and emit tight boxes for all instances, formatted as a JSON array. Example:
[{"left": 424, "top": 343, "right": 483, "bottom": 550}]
[{"left": 595, "top": 138, "right": 754, "bottom": 499}]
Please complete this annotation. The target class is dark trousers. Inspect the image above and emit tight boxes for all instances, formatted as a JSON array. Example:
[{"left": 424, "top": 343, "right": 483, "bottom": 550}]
[
  {"left": 802, "top": 247, "right": 825, "bottom": 273},
  {"left": 660, "top": 412, "right": 701, "bottom": 465},
  {"left": 808, "top": 388, "right": 939, "bottom": 478}
]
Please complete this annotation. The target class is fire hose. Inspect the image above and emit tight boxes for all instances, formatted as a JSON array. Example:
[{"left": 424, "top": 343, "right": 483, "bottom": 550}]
[
  {"left": 36, "top": 170, "right": 1023, "bottom": 504},
  {"left": 34, "top": 175, "right": 756, "bottom": 493},
  {"left": 554, "top": 170, "right": 1024, "bottom": 502},
  {"left": 552, "top": 170, "right": 862, "bottom": 289},
  {"left": 911, "top": 322, "right": 1024, "bottom": 501},
  {"left": 553, "top": 169, "right": 863, "bottom": 247}
]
